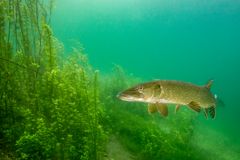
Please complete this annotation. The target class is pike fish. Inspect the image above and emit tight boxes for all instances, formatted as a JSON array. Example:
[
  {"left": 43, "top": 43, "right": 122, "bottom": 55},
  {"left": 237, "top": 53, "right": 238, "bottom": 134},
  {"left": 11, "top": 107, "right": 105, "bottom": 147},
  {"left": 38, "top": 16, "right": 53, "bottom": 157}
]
[{"left": 117, "top": 80, "right": 216, "bottom": 119}]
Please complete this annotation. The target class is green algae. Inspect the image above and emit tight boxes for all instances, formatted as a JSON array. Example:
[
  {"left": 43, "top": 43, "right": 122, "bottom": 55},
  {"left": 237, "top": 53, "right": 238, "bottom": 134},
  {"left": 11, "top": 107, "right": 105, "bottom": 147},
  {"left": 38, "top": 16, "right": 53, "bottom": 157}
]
[
  {"left": 0, "top": 1, "right": 238, "bottom": 160},
  {"left": 0, "top": 1, "right": 105, "bottom": 159}
]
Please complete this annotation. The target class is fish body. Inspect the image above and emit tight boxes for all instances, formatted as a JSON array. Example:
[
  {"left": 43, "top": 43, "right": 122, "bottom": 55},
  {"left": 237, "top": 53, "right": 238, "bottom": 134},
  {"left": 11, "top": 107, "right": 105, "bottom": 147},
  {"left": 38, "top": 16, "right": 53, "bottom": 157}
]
[{"left": 117, "top": 80, "right": 216, "bottom": 119}]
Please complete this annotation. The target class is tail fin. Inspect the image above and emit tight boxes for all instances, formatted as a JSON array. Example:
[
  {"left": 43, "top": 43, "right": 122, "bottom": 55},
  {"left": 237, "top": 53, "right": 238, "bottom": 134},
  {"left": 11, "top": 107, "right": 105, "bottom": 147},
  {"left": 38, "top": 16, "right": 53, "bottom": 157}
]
[{"left": 215, "top": 94, "right": 225, "bottom": 107}]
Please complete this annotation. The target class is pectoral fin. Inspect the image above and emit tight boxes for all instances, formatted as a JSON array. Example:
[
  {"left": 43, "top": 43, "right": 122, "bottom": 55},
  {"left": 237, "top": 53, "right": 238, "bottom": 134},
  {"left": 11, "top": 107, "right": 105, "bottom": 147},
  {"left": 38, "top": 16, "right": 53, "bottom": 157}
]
[
  {"left": 208, "top": 106, "right": 216, "bottom": 119},
  {"left": 156, "top": 103, "right": 168, "bottom": 117},
  {"left": 175, "top": 104, "right": 181, "bottom": 113},
  {"left": 188, "top": 101, "right": 201, "bottom": 112},
  {"left": 148, "top": 104, "right": 158, "bottom": 113}
]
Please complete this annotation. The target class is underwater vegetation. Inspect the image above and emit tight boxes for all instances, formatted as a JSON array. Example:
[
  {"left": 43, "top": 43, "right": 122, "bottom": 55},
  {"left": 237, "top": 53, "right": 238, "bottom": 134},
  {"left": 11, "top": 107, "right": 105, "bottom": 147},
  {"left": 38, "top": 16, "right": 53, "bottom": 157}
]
[
  {"left": 0, "top": 1, "right": 104, "bottom": 159},
  {"left": 0, "top": 1, "right": 239, "bottom": 160}
]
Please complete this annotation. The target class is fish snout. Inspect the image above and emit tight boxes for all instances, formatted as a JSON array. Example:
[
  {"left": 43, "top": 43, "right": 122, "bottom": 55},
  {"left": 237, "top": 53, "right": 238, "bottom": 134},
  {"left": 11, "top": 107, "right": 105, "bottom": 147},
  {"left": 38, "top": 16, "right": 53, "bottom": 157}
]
[{"left": 117, "top": 92, "right": 127, "bottom": 100}]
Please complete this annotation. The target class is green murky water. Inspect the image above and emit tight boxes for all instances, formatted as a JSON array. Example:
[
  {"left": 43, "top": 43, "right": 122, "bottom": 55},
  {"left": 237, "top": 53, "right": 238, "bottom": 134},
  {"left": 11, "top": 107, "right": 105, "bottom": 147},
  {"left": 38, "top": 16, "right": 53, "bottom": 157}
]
[
  {"left": 0, "top": 0, "right": 239, "bottom": 159},
  {"left": 52, "top": 0, "right": 240, "bottom": 159}
]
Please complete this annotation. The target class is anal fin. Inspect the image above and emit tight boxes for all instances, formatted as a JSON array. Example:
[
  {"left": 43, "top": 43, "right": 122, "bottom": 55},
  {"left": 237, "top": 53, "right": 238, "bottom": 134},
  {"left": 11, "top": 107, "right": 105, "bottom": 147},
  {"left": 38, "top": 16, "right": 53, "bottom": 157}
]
[
  {"left": 188, "top": 101, "right": 201, "bottom": 112},
  {"left": 208, "top": 106, "right": 216, "bottom": 119}
]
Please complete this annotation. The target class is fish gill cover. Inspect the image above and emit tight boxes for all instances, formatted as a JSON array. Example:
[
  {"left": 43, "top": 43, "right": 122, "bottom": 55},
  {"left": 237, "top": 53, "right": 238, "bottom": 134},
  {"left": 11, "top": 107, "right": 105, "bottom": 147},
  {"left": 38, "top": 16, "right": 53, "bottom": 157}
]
[{"left": 0, "top": 0, "right": 240, "bottom": 160}]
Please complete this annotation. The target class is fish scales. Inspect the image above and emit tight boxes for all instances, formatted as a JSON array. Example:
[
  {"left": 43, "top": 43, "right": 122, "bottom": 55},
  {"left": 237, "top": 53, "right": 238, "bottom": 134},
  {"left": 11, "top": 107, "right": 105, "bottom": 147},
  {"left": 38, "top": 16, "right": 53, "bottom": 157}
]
[
  {"left": 159, "top": 80, "right": 204, "bottom": 106},
  {"left": 117, "top": 80, "right": 217, "bottom": 119}
]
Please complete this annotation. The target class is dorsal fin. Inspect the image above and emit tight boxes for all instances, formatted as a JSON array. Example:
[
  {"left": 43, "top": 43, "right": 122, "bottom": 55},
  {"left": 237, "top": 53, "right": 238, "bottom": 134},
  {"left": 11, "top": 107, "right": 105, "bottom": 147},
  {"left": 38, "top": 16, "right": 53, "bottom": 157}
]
[{"left": 205, "top": 80, "right": 214, "bottom": 89}]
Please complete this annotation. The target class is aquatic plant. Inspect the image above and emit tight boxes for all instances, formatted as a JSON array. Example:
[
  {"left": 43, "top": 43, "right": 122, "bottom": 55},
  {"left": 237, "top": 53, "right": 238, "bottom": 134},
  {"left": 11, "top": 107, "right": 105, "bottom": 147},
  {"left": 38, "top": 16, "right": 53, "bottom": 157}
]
[
  {"left": 0, "top": 1, "right": 233, "bottom": 160},
  {"left": 0, "top": 1, "right": 106, "bottom": 159}
]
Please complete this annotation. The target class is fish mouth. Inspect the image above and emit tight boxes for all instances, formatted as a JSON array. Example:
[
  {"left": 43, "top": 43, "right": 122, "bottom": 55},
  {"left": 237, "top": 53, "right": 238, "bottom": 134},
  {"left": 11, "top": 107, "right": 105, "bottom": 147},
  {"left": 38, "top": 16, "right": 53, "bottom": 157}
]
[
  {"left": 117, "top": 93, "right": 133, "bottom": 101},
  {"left": 117, "top": 93, "right": 127, "bottom": 100},
  {"left": 117, "top": 92, "right": 144, "bottom": 102}
]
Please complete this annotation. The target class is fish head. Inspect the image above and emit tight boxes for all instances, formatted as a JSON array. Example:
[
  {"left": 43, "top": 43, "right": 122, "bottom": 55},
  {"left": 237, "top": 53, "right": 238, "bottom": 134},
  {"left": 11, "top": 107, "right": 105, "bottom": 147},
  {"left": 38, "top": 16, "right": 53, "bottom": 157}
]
[{"left": 117, "top": 81, "right": 161, "bottom": 102}]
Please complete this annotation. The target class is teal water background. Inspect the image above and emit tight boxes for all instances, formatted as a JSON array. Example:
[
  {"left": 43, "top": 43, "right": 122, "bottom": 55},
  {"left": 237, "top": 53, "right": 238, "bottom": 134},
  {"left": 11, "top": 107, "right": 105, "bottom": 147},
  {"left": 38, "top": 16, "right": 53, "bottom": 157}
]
[{"left": 52, "top": 0, "right": 240, "bottom": 148}]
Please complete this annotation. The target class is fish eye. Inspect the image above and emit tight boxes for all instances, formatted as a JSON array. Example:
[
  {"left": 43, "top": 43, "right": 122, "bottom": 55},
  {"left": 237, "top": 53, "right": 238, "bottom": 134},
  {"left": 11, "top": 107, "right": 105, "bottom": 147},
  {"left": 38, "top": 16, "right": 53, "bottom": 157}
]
[
  {"left": 156, "top": 84, "right": 161, "bottom": 89},
  {"left": 153, "top": 84, "right": 161, "bottom": 93},
  {"left": 137, "top": 86, "right": 144, "bottom": 93}
]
